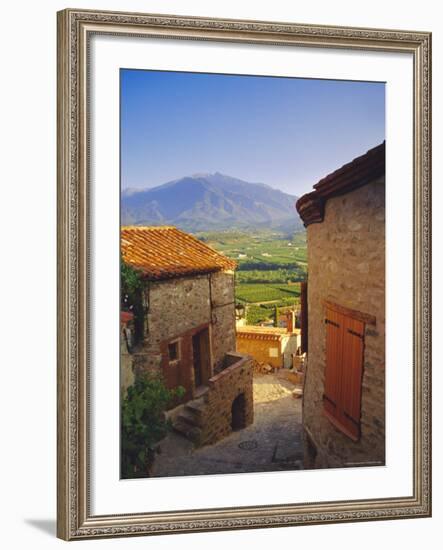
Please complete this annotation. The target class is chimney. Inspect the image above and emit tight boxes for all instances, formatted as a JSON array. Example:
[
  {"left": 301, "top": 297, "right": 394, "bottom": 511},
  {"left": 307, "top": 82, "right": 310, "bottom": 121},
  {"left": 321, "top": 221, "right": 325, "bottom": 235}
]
[{"left": 286, "top": 311, "right": 295, "bottom": 333}]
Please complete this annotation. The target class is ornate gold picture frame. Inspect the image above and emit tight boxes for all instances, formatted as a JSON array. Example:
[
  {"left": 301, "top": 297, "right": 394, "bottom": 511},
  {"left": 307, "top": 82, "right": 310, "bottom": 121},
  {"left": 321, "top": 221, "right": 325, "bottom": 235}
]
[{"left": 57, "top": 8, "right": 431, "bottom": 540}]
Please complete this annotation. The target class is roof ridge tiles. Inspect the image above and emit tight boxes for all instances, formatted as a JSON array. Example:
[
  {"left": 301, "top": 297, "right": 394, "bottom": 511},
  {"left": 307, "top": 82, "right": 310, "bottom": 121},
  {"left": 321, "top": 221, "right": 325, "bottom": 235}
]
[
  {"left": 296, "top": 142, "right": 385, "bottom": 227},
  {"left": 121, "top": 225, "right": 237, "bottom": 281}
]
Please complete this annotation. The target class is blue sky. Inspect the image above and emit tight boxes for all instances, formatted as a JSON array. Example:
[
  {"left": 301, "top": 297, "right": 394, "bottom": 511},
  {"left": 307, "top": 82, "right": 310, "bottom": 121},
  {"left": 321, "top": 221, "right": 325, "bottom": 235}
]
[{"left": 121, "top": 69, "right": 385, "bottom": 196}]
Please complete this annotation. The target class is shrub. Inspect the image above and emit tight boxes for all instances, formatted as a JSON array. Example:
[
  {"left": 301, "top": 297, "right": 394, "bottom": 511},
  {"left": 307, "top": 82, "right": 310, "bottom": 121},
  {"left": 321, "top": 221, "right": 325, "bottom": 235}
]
[
  {"left": 121, "top": 373, "right": 185, "bottom": 478},
  {"left": 121, "top": 259, "right": 144, "bottom": 344}
]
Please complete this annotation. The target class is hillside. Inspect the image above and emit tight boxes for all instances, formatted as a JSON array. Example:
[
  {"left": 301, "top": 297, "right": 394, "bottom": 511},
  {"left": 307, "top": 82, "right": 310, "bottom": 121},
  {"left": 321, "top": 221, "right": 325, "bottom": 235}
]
[{"left": 121, "top": 173, "right": 302, "bottom": 232}]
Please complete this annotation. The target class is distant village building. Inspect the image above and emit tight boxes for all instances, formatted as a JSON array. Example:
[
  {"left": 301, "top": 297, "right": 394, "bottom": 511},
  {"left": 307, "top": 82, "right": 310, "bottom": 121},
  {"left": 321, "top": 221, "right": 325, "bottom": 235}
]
[
  {"left": 277, "top": 309, "right": 299, "bottom": 329},
  {"left": 121, "top": 226, "right": 254, "bottom": 446},
  {"left": 296, "top": 142, "right": 385, "bottom": 469},
  {"left": 236, "top": 311, "right": 300, "bottom": 369}
]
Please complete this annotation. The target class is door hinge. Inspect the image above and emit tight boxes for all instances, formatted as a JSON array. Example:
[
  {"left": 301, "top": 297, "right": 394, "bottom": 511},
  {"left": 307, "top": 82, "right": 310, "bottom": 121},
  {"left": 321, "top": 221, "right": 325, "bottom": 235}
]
[
  {"left": 325, "top": 319, "right": 340, "bottom": 328},
  {"left": 347, "top": 328, "right": 364, "bottom": 339},
  {"left": 323, "top": 393, "right": 336, "bottom": 406},
  {"left": 344, "top": 411, "right": 360, "bottom": 427}
]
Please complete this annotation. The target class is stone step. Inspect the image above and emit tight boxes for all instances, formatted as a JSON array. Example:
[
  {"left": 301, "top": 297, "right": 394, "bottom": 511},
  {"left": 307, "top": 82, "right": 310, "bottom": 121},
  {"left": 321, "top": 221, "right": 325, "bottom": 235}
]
[
  {"left": 172, "top": 419, "right": 202, "bottom": 445},
  {"left": 184, "top": 396, "right": 206, "bottom": 416},
  {"left": 194, "top": 385, "right": 209, "bottom": 399},
  {"left": 177, "top": 409, "right": 204, "bottom": 428}
]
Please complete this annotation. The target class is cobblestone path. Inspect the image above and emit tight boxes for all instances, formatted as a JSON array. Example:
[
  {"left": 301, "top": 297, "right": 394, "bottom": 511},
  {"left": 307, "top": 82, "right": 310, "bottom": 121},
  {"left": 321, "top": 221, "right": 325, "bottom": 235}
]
[{"left": 151, "top": 373, "right": 303, "bottom": 478}]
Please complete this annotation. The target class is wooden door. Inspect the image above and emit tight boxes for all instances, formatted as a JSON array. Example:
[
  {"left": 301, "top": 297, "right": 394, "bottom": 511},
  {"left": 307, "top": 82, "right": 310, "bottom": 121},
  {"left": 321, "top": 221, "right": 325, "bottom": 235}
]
[
  {"left": 163, "top": 357, "right": 180, "bottom": 391},
  {"left": 192, "top": 327, "right": 210, "bottom": 389},
  {"left": 192, "top": 332, "right": 202, "bottom": 388}
]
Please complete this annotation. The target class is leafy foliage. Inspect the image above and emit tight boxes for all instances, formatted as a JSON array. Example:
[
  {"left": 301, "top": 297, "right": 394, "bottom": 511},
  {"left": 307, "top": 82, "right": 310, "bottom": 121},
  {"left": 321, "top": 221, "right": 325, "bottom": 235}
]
[
  {"left": 121, "top": 259, "right": 144, "bottom": 344},
  {"left": 274, "top": 305, "right": 279, "bottom": 326},
  {"left": 201, "top": 228, "right": 307, "bottom": 269},
  {"left": 121, "top": 260, "right": 142, "bottom": 298},
  {"left": 235, "top": 283, "right": 300, "bottom": 304},
  {"left": 245, "top": 304, "right": 275, "bottom": 325},
  {"left": 121, "top": 373, "right": 185, "bottom": 478},
  {"left": 236, "top": 268, "right": 304, "bottom": 284},
  {"left": 201, "top": 229, "right": 306, "bottom": 324}
]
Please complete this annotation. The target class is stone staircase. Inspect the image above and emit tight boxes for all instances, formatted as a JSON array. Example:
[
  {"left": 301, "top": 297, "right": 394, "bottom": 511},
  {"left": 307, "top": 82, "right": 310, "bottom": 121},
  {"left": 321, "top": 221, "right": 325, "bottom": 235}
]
[{"left": 172, "top": 394, "right": 207, "bottom": 446}]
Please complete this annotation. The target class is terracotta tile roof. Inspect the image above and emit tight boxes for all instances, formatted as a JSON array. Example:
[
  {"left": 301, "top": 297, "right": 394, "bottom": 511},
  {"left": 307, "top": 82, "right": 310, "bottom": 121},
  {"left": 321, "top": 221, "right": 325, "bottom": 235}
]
[
  {"left": 121, "top": 226, "right": 237, "bottom": 280},
  {"left": 296, "top": 142, "right": 385, "bottom": 226}
]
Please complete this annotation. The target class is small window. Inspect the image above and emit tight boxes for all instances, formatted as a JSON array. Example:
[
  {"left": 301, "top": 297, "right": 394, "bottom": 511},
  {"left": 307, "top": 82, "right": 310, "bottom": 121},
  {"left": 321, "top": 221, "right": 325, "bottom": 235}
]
[{"left": 168, "top": 340, "right": 180, "bottom": 362}]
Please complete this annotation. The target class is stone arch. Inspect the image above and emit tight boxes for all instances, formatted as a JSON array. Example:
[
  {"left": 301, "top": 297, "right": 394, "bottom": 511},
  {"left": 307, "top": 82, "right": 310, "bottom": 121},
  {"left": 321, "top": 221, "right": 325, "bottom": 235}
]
[{"left": 231, "top": 393, "right": 246, "bottom": 431}]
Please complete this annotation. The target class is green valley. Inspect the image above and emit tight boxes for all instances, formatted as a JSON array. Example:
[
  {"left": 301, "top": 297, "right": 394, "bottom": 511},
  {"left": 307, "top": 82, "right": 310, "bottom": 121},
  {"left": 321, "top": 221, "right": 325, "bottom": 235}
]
[{"left": 197, "top": 229, "right": 307, "bottom": 325}]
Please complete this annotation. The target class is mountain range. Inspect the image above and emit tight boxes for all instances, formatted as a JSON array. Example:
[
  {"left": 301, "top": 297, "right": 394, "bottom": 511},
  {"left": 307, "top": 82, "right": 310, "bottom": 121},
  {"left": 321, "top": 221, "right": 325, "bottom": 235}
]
[{"left": 121, "top": 173, "right": 302, "bottom": 232}]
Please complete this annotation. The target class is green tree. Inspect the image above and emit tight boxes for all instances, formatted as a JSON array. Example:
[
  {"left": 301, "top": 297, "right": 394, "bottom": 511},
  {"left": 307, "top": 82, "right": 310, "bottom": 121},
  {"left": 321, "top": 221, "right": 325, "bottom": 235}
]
[
  {"left": 121, "top": 259, "right": 144, "bottom": 344},
  {"left": 121, "top": 259, "right": 142, "bottom": 296},
  {"left": 121, "top": 373, "right": 185, "bottom": 478},
  {"left": 274, "top": 305, "right": 279, "bottom": 327}
]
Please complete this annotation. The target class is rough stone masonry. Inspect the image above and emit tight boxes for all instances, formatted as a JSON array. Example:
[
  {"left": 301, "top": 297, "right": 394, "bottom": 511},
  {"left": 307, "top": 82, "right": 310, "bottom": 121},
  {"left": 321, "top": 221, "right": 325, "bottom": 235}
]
[{"left": 304, "top": 178, "right": 385, "bottom": 468}]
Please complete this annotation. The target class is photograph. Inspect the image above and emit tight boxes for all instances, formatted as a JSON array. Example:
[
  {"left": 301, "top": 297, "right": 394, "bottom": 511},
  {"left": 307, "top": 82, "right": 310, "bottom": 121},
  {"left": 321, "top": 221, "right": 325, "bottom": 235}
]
[
  {"left": 119, "top": 69, "right": 386, "bottom": 479},
  {"left": 1, "top": 0, "right": 438, "bottom": 546},
  {"left": 55, "top": 6, "right": 431, "bottom": 539}
]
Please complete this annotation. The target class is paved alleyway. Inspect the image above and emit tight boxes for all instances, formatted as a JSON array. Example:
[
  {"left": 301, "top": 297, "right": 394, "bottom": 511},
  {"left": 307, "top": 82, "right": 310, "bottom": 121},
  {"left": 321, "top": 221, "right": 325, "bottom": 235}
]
[{"left": 151, "top": 372, "right": 303, "bottom": 477}]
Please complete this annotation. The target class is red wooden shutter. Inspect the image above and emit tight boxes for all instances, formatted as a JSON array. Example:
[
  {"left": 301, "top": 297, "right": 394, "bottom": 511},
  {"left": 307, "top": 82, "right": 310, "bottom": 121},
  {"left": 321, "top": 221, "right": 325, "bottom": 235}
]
[
  {"left": 323, "top": 306, "right": 365, "bottom": 441},
  {"left": 323, "top": 308, "right": 343, "bottom": 420},
  {"left": 340, "top": 316, "right": 364, "bottom": 440}
]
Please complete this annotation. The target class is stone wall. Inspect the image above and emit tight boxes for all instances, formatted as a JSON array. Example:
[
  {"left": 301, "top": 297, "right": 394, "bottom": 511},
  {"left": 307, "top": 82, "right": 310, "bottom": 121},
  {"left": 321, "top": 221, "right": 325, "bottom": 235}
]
[
  {"left": 210, "top": 271, "right": 237, "bottom": 370},
  {"left": 281, "top": 332, "right": 300, "bottom": 368},
  {"left": 159, "top": 322, "right": 211, "bottom": 401},
  {"left": 236, "top": 335, "right": 283, "bottom": 369},
  {"left": 132, "top": 271, "right": 236, "bottom": 401},
  {"left": 303, "top": 177, "right": 385, "bottom": 468},
  {"left": 200, "top": 352, "right": 254, "bottom": 446},
  {"left": 236, "top": 331, "right": 300, "bottom": 370},
  {"left": 132, "top": 275, "right": 209, "bottom": 378}
]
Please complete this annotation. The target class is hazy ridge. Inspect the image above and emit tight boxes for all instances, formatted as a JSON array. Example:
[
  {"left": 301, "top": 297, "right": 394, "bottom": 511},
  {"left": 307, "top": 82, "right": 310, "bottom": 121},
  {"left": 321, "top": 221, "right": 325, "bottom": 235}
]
[{"left": 121, "top": 173, "right": 302, "bottom": 232}]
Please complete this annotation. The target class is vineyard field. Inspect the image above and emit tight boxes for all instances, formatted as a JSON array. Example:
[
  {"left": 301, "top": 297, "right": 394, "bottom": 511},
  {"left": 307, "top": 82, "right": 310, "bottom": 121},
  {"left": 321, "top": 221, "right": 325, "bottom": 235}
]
[
  {"left": 198, "top": 229, "right": 307, "bottom": 325},
  {"left": 235, "top": 283, "right": 301, "bottom": 304}
]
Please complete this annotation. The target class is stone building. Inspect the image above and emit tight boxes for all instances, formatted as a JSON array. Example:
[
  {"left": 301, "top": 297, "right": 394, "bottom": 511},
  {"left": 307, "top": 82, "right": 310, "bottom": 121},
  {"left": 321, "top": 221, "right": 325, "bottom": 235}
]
[
  {"left": 236, "top": 313, "right": 301, "bottom": 370},
  {"left": 121, "top": 226, "right": 254, "bottom": 446},
  {"left": 296, "top": 142, "right": 385, "bottom": 469}
]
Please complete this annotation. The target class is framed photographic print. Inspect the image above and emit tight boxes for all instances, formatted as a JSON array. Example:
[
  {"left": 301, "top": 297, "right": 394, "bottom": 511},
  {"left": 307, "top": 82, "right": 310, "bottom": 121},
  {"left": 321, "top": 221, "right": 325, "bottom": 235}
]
[{"left": 57, "top": 8, "right": 431, "bottom": 540}]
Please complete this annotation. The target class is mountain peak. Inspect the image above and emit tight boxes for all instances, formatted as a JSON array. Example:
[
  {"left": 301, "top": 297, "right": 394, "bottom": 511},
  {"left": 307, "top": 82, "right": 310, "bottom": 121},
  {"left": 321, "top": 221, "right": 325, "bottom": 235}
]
[
  {"left": 121, "top": 173, "right": 302, "bottom": 232},
  {"left": 190, "top": 172, "right": 213, "bottom": 178}
]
